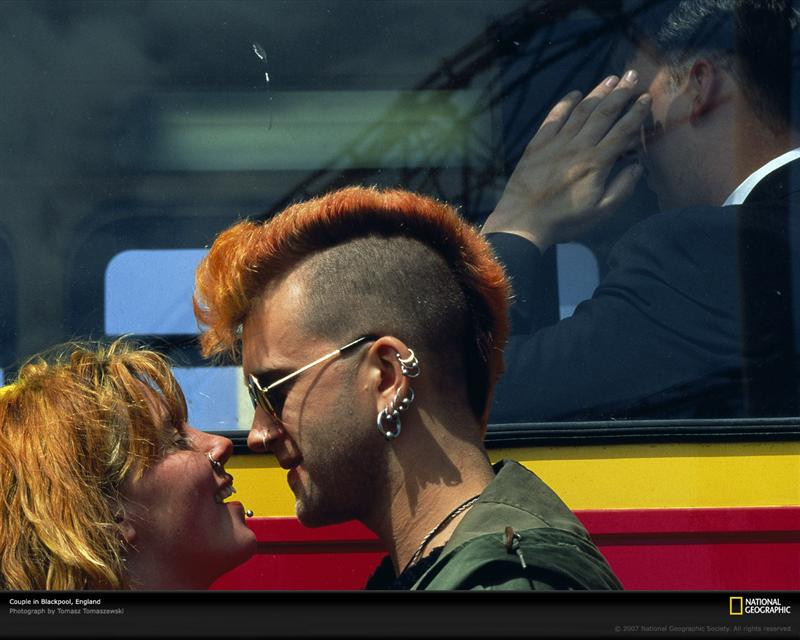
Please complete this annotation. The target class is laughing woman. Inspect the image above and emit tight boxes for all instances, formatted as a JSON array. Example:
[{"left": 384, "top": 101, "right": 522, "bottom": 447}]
[{"left": 0, "top": 340, "right": 256, "bottom": 590}]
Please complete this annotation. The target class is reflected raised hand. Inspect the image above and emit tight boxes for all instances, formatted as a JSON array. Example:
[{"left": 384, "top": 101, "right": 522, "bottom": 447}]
[{"left": 483, "top": 71, "right": 651, "bottom": 252}]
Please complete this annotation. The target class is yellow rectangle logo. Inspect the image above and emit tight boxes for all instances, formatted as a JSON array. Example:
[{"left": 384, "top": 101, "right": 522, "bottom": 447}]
[{"left": 730, "top": 597, "right": 744, "bottom": 615}]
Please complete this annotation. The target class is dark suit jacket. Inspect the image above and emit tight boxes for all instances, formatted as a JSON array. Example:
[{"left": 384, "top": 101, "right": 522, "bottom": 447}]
[{"left": 488, "top": 159, "right": 800, "bottom": 422}]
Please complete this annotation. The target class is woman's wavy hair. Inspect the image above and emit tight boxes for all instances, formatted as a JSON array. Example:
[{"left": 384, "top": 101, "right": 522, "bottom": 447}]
[
  {"left": 193, "top": 186, "right": 511, "bottom": 422},
  {"left": 0, "top": 339, "right": 187, "bottom": 590}
]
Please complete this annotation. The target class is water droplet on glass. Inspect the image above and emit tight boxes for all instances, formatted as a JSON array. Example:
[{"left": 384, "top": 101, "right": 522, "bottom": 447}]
[{"left": 252, "top": 42, "right": 272, "bottom": 129}]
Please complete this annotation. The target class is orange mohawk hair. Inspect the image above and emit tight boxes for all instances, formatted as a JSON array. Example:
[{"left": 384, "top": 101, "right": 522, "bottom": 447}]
[{"left": 193, "top": 186, "right": 510, "bottom": 417}]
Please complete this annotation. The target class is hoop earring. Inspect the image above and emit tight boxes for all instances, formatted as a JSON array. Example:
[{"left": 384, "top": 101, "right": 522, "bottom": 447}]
[
  {"left": 397, "top": 349, "right": 420, "bottom": 378},
  {"left": 376, "top": 387, "right": 415, "bottom": 441}
]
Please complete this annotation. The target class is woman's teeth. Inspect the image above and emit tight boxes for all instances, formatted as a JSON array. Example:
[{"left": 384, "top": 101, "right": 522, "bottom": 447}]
[{"left": 214, "top": 484, "right": 236, "bottom": 503}]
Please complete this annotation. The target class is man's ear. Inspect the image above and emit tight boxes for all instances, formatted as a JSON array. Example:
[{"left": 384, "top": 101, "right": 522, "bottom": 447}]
[
  {"left": 364, "top": 336, "right": 411, "bottom": 413},
  {"left": 686, "top": 57, "right": 722, "bottom": 124}
]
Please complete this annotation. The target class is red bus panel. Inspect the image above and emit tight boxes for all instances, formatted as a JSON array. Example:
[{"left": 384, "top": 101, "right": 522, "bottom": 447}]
[{"left": 211, "top": 507, "right": 800, "bottom": 590}]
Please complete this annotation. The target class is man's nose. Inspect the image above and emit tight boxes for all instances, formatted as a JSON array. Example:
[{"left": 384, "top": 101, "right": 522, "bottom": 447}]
[{"left": 246, "top": 413, "right": 280, "bottom": 453}]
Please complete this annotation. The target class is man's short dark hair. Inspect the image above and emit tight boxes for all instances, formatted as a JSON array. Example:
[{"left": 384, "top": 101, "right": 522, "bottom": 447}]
[{"left": 634, "top": 0, "right": 798, "bottom": 132}]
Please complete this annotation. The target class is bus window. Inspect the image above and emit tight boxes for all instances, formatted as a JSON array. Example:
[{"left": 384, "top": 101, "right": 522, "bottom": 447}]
[
  {"left": 105, "top": 249, "right": 205, "bottom": 335},
  {"left": 556, "top": 243, "right": 600, "bottom": 320},
  {"left": 1, "top": 0, "right": 798, "bottom": 438},
  {"left": 0, "top": 228, "right": 16, "bottom": 377},
  {"left": 104, "top": 248, "right": 253, "bottom": 430},
  {"left": 171, "top": 366, "right": 253, "bottom": 431}
]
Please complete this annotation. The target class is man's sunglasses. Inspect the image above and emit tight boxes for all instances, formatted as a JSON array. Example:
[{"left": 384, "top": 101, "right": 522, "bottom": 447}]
[{"left": 246, "top": 335, "right": 374, "bottom": 422}]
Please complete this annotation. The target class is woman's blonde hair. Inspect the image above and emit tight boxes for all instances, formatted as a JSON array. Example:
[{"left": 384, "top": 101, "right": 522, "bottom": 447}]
[{"left": 0, "top": 339, "right": 187, "bottom": 590}]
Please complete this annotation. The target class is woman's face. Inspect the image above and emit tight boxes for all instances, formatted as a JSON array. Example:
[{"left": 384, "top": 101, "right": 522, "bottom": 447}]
[{"left": 121, "top": 419, "right": 257, "bottom": 589}]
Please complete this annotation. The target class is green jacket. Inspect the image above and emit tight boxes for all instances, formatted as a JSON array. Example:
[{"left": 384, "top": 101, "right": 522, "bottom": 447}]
[{"left": 410, "top": 459, "right": 623, "bottom": 590}]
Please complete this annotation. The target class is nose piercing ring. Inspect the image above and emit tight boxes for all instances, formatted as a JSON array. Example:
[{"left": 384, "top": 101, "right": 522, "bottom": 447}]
[{"left": 208, "top": 452, "right": 224, "bottom": 475}]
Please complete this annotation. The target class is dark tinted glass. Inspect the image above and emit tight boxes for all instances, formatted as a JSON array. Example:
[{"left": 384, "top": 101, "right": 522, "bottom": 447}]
[{"left": 2, "top": 0, "right": 798, "bottom": 430}]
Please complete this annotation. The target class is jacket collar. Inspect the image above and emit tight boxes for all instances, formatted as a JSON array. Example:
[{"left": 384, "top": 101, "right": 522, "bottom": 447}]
[{"left": 744, "top": 155, "right": 800, "bottom": 205}]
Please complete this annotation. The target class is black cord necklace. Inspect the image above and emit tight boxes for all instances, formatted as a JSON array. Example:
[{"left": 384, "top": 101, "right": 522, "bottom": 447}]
[{"left": 401, "top": 493, "right": 481, "bottom": 574}]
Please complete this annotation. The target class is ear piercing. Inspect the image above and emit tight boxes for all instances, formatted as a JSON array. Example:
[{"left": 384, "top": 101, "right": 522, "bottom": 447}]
[
  {"left": 396, "top": 349, "right": 420, "bottom": 377},
  {"left": 376, "top": 387, "right": 415, "bottom": 440},
  {"left": 376, "top": 348, "right": 422, "bottom": 440}
]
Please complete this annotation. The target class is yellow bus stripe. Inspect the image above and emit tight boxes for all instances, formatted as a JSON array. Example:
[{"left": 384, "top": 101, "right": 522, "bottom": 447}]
[{"left": 226, "top": 441, "right": 800, "bottom": 517}]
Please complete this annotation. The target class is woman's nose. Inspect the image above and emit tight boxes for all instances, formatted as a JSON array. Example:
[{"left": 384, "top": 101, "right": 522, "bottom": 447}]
[{"left": 188, "top": 425, "right": 234, "bottom": 463}]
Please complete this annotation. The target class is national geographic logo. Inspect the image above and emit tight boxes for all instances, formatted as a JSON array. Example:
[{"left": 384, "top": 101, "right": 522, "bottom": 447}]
[{"left": 730, "top": 596, "right": 792, "bottom": 615}]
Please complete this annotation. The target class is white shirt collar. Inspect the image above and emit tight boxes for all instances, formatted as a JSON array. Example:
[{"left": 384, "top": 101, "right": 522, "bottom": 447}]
[{"left": 723, "top": 147, "right": 800, "bottom": 206}]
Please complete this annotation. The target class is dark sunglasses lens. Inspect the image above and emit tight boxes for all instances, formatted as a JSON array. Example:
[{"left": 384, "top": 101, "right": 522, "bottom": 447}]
[
  {"left": 265, "top": 390, "right": 284, "bottom": 420},
  {"left": 247, "top": 383, "right": 259, "bottom": 410},
  {"left": 248, "top": 378, "right": 273, "bottom": 417}
]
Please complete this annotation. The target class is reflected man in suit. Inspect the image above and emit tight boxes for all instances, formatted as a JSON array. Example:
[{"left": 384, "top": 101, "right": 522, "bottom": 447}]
[{"left": 483, "top": 0, "right": 800, "bottom": 421}]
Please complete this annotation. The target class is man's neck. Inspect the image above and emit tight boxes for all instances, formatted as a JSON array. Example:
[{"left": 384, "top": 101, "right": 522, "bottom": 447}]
[
  {"left": 673, "top": 93, "right": 793, "bottom": 209},
  {"left": 724, "top": 146, "right": 800, "bottom": 206},
  {"left": 727, "top": 113, "right": 794, "bottom": 203},
  {"left": 366, "top": 426, "right": 495, "bottom": 576}
]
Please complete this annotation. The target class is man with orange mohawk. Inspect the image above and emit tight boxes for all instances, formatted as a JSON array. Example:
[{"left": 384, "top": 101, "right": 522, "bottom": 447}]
[{"left": 193, "top": 186, "right": 620, "bottom": 590}]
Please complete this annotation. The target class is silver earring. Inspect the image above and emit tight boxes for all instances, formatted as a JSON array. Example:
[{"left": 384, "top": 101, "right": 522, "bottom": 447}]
[
  {"left": 376, "top": 387, "right": 415, "bottom": 441},
  {"left": 397, "top": 349, "right": 420, "bottom": 378}
]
